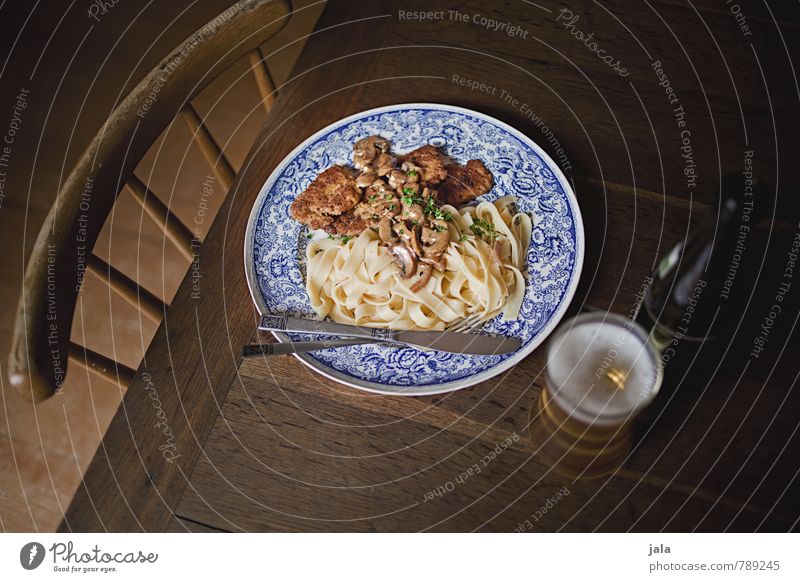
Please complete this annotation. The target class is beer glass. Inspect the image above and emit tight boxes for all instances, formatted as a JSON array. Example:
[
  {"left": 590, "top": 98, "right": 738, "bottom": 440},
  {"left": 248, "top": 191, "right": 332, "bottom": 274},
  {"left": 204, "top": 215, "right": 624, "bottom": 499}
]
[{"left": 530, "top": 312, "right": 662, "bottom": 479}]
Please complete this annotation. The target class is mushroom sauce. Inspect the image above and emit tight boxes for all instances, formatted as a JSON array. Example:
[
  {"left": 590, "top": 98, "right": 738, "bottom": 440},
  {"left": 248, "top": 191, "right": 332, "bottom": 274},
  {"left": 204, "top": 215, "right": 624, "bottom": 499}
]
[{"left": 290, "top": 135, "right": 495, "bottom": 294}]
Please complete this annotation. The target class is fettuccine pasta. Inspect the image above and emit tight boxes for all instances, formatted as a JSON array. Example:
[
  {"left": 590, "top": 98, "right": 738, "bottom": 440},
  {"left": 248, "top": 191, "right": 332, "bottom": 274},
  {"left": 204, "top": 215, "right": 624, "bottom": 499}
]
[{"left": 305, "top": 196, "right": 532, "bottom": 330}]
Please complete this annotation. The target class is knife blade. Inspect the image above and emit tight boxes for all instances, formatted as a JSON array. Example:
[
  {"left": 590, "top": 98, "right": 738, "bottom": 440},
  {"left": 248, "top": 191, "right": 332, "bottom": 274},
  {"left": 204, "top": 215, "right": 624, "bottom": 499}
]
[{"left": 258, "top": 314, "right": 520, "bottom": 355}]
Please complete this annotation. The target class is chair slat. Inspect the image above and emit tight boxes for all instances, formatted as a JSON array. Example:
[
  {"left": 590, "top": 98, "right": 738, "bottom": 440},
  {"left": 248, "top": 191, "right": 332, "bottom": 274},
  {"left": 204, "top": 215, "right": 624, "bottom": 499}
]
[
  {"left": 8, "top": 0, "right": 291, "bottom": 402},
  {"left": 249, "top": 48, "right": 277, "bottom": 113},
  {"left": 86, "top": 254, "right": 166, "bottom": 323},
  {"left": 127, "top": 175, "right": 195, "bottom": 261},
  {"left": 180, "top": 104, "right": 236, "bottom": 190},
  {"left": 68, "top": 342, "right": 135, "bottom": 388}
]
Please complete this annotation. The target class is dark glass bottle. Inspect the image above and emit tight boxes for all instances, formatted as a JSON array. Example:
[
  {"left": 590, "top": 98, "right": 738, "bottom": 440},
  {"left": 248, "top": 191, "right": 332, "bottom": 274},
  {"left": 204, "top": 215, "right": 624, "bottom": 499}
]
[{"left": 636, "top": 174, "right": 760, "bottom": 351}]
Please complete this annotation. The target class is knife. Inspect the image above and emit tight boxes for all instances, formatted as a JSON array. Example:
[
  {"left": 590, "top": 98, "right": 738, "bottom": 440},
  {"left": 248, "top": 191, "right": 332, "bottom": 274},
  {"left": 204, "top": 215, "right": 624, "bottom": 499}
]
[
  {"left": 243, "top": 338, "right": 373, "bottom": 357},
  {"left": 258, "top": 314, "right": 520, "bottom": 355}
]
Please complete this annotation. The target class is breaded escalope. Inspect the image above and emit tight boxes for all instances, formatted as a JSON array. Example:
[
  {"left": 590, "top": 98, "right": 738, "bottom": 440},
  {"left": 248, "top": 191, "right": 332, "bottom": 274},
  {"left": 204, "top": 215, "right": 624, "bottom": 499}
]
[
  {"left": 438, "top": 159, "right": 493, "bottom": 206},
  {"left": 289, "top": 165, "right": 361, "bottom": 231},
  {"left": 402, "top": 145, "right": 447, "bottom": 184},
  {"left": 331, "top": 208, "right": 370, "bottom": 236}
]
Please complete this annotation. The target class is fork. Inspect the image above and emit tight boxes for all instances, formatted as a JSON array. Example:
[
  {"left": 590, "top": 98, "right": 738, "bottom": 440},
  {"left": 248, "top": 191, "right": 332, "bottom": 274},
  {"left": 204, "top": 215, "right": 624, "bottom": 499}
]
[
  {"left": 242, "top": 314, "right": 484, "bottom": 358},
  {"left": 446, "top": 314, "right": 483, "bottom": 334}
]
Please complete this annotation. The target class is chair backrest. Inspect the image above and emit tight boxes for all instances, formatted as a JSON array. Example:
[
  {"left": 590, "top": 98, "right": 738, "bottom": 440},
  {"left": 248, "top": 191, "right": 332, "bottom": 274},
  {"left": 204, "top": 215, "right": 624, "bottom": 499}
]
[{"left": 7, "top": 0, "right": 291, "bottom": 402}]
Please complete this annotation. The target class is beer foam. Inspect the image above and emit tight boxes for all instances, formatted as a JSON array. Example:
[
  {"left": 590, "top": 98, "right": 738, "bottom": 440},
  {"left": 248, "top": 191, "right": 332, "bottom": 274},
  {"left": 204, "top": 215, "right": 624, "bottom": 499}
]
[{"left": 546, "top": 319, "right": 660, "bottom": 423}]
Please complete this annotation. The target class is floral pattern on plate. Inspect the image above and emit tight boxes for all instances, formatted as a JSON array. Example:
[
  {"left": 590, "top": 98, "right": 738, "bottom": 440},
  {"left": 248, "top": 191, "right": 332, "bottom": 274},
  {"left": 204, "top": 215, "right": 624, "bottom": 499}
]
[{"left": 245, "top": 104, "right": 584, "bottom": 395}]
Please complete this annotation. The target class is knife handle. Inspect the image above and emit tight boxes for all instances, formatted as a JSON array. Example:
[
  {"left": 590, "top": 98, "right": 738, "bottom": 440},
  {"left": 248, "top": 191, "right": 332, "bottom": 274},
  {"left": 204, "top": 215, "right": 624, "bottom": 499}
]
[
  {"left": 243, "top": 339, "right": 372, "bottom": 357},
  {"left": 259, "top": 314, "right": 394, "bottom": 341}
]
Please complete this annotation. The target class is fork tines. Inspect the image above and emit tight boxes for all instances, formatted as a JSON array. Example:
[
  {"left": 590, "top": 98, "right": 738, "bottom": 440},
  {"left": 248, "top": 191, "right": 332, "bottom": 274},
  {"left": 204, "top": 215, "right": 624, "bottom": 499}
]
[{"left": 447, "top": 314, "right": 482, "bottom": 334}]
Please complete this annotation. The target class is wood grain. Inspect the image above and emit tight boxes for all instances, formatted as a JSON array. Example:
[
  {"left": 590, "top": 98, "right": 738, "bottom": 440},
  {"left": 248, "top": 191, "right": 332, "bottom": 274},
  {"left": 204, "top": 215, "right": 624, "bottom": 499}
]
[
  {"left": 7, "top": 0, "right": 291, "bottom": 402},
  {"left": 176, "top": 185, "right": 798, "bottom": 531},
  {"left": 62, "top": 0, "right": 800, "bottom": 532},
  {"left": 174, "top": 355, "right": 792, "bottom": 531},
  {"left": 59, "top": 0, "right": 395, "bottom": 533},
  {"left": 0, "top": 0, "right": 324, "bottom": 533}
]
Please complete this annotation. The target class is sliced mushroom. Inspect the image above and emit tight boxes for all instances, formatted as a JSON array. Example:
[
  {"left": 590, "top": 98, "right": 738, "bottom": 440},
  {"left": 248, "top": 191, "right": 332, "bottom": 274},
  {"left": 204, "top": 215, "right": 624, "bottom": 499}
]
[
  {"left": 408, "top": 224, "right": 424, "bottom": 257},
  {"left": 401, "top": 160, "right": 422, "bottom": 181},
  {"left": 400, "top": 197, "right": 424, "bottom": 222},
  {"left": 420, "top": 255, "right": 447, "bottom": 272},
  {"left": 358, "top": 184, "right": 400, "bottom": 223},
  {"left": 410, "top": 263, "right": 433, "bottom": 292},
  {"left": 382, "top": 196, "right": 401, "bottom": 217},
  {"left": 421, "top": 219, "right": 448, "bottom": 243},
  {"left": 374, "top": 137, "right": 390, "bottom": 153},
  {"left": 375, "top": 152, "right": 395, "bottom": 177},
  {"left": 430, "top": 218, "right": 449, "bottom": 230},
  {"left": 392, "top": 221, "right": 411, "bottom": 242},
  {"left": 390, "top": 198, "right": 402, "bottom": 216},
  {"left": 353, "top": 135, "right": 389, "bottom": 170},
  {"left": 401, "top": 181, "right": 420, "bottom": 195},
  {"left": 373, "top": 177, "right": 390, "bottom": 188},
  {"left": 422, "top": 224, "right": 450, "bottom": 258},
  {"left": 390, "top": 244, "right": 416, "bottom": 279},
  {"left": 355, "top": 171, "right": 378, "bottom": 189},
  {"left": 387, "top": 169, "right": 407, "bottom": 190},
  {"left": 378, "top": 216, "right": 398, "bottom": 244},
  {"left": 366, "top": 178, "right": 391, "bottom": 198}
]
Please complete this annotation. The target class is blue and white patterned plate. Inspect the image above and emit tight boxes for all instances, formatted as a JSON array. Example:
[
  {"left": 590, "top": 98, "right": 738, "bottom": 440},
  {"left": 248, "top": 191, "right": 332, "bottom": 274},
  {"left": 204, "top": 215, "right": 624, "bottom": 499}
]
[{"left": 244, "top": 104, "right": 584, "bottom": 396}]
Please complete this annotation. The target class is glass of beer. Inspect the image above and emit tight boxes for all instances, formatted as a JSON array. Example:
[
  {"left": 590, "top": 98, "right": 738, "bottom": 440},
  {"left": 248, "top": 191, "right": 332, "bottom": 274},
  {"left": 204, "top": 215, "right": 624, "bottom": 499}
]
[{"left": 530, "top": 312, "right": 662, "bottom": 479}]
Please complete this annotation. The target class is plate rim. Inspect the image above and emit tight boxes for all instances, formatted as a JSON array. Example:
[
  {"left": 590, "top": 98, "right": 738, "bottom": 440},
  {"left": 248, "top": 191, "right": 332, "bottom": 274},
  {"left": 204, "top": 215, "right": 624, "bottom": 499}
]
[{"left": 243, "top": 102, "right": 585, "bottom": 396}]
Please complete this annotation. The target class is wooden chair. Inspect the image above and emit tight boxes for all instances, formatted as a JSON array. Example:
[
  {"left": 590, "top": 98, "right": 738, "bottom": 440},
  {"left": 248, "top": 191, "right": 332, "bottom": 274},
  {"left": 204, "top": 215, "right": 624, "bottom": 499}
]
[{"left": 7, "top": 0, "right": 291, "bottom": 402}]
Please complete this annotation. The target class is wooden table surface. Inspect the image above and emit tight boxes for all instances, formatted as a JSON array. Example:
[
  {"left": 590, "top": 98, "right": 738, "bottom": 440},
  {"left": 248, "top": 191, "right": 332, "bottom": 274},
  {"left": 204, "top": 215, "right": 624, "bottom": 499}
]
[{"left": 60, "top": 0, "right": 800, "bottom": 532}]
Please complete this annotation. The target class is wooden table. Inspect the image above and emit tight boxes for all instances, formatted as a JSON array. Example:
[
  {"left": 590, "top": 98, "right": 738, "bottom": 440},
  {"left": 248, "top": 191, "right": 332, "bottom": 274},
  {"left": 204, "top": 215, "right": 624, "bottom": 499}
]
[{"left": 60, "top": 0, "right": 800, "bottom": 532}]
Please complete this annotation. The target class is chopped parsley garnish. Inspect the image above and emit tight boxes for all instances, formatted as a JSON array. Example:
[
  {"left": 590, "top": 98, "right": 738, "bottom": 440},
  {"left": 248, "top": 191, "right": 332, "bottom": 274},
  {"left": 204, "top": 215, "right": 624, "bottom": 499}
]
[
  {"left": 434, "top": 208, "right": 453, "bottom": 221},
  {"left": 402, "top": 191, "right": 428, "bottom": 208},
  {"left": 422, "top": 195, "right": 453, "bottom": 222},
  {"left": 477, "top": 218, "right": 495, "bottom": 231},
  {"left": 434, "top": 224, "right": 447, "bottom": 232},
  {"left": 412, "top": 219, "right": 419, "bottom": 225},
  {"left": 325, "top": 233, "right": 355, "bottom": 244},
  {"left": 459, "top": 233, "right": 470, "bottom": 242},
  {"left": 401, "top": 189, "right": 424, "bottom": 206},
  {"left": 306, "top": 233, "right": 313, "bottom": 239},
  {"left": 469, "top": 218, "right": 496, "bottom": 241},
  {"left": 406, "top": 170, "right": 418, "bottom": 177},
  {"left": 368, "top": 194, "right": 376, "bottom": 202},
  {"left": 385, "top": 193, "right": 393, "bottom": 200},
  {"left": 388, "top": 204, "right": 396, "bottom": 211}
]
